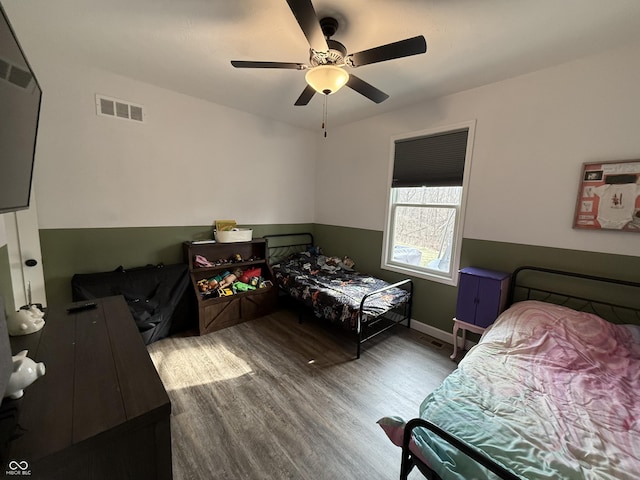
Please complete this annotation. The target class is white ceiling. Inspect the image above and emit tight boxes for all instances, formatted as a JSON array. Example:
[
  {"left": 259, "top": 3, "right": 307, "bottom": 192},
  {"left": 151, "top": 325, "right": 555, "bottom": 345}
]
[{"left": 4, "top": 0, "right": 640, "bottom": 130}]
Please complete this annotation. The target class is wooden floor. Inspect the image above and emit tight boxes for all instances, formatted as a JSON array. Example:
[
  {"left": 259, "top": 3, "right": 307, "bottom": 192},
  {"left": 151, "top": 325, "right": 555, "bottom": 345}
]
[{"left": 147, "top": 305, "right": 457, "bottom": 480}]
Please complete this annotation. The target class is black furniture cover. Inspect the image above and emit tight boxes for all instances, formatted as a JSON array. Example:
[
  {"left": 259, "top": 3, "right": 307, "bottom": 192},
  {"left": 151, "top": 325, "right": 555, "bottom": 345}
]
[{"left": 72, "top": 263, "right": 190, "bottom": 344}]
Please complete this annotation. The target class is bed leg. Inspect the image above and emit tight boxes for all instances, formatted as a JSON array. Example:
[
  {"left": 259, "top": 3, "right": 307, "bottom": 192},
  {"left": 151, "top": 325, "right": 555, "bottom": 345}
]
[
  {"left": 400, "top": 449, "right": 414, "bottom": 480},
  {"left": 356, "top": 313, "right": 363, "bottom": 359},
  {"left": 406, "top": 282, "right": 413, "bottom": 329}
]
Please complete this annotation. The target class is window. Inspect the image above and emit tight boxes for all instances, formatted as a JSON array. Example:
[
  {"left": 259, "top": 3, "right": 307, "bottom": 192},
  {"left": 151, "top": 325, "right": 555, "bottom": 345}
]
[{"left": 382, "top": 122, "right": 475, "bottom": 286}]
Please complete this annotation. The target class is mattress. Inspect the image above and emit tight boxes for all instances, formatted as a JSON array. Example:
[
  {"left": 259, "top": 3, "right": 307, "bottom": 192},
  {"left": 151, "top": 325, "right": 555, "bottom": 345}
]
[
  {"left": 379, "top": 300, "right": 640, "bottom": 479},
  {"left": 272, "top": 251, "right": 410, "bottom": 330}
]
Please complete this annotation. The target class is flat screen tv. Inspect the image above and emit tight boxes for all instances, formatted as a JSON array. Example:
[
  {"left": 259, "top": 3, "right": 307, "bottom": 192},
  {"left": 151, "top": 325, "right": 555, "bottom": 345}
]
[
  {"left": 0, "top": 5, "right": 41, "bottom": 412},
  {"left": 0, "top": 4, "right": 42, "bottom": 214},
  {"left": 0, "top": 298, "right": 11, "bottom": 408}
]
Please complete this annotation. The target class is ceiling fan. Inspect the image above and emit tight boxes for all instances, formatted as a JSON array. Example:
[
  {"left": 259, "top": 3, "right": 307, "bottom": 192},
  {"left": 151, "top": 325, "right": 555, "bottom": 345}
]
[{"left": 230, "top": 0, "right": 427, "bottom": 106}]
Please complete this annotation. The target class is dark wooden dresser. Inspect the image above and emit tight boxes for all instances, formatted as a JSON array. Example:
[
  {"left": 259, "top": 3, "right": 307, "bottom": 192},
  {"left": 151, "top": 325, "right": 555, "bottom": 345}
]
[{"left": 5, "top": 296, "right": 172, "bottom": 480}]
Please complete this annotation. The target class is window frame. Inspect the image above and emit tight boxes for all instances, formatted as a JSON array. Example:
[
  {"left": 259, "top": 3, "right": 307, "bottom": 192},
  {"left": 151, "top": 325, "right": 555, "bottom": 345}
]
[{"left": 381, "top": 120, "right": 476, "bottom": 286}]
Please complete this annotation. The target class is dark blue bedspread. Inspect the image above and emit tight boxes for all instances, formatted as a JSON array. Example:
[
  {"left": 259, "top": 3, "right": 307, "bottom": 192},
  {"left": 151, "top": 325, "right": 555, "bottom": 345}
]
[{"left": 272, "top": 252, "right": 410, "bottom": 330}]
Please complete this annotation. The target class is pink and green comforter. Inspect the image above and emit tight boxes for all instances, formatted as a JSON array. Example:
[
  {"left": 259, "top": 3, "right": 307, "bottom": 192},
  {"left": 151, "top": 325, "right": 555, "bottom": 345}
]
[{"left": 379, "top": 300, "right": 640, "bottom": 479}]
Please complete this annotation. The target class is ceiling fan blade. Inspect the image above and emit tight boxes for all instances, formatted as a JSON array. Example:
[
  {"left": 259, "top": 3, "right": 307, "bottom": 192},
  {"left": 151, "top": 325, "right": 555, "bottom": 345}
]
[
  {"left": 286, "top": 0, "right": 328, "bottom": 52},
  {"left": 231, "top": 60, "right": 305, "bottom": 70},
  {"left": 347, "top": 35, "right": 427, "bottom": 67},
  {"left": 346, "top": 75, "right": 389, "bottom": 103},
  {"left": 294, "top": 85, "right": 316, "bottom": 106}
]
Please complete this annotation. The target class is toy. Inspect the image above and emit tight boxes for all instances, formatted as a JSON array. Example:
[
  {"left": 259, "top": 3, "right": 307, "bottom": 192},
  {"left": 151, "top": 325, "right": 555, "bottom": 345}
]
[
  {"left": 217, "top": 287, "right": 234, "bottom": 297},
  {"left": 213, "top": 273, "right": 225, "bottom": 283},
  {"left": 7, "top": 305, "right": 45, "bottom": 336},
  {"left": 197, "top": 277, "right": 220, "bottom": 293},
  {"left": 193, "top": 254, "right": 214, "bottom": 268},
  {"left": 230, "top": 253, "right": 243, "bottom": 263},
  {"left": 341, "top": 256, "right": 355, "bottom": 270},
  {"left": 218, "top": 272, "right": 237, "bottom": 289},
  {"left": 202, "top": 288, "right": 219, "bottom": 298},
  {"left": 4, "top": 350, "right": 45, "bottom": 399},
  {"left": 239, "top": 267, "right": 262, "bottom": 283},
  {"left": 234, "top": 282, "right": 255, "bottom": 292}
]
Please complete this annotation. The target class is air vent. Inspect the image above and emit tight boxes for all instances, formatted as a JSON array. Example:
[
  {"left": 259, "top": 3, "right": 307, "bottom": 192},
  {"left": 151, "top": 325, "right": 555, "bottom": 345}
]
[
  {"left": 0, "top": 56, "right": 33, "bottom": 90},
  {"left": 8, "top": 65, "right": 32, "bottom": 89},
  {"left": 95, "top": 94, "right": 145, "bottom": 123}
]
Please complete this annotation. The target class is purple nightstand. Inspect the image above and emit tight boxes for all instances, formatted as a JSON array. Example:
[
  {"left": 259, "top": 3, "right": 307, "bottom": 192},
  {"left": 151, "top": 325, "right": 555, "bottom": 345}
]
[{"left": 451, "top": 267, "right": 510, "bottom": 359}]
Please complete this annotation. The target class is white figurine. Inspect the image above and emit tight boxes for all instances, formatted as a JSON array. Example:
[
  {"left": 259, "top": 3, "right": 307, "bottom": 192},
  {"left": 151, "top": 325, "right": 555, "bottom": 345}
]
[
  {"left": 4, "top": 350, "right": 46, "bottom": 399},
  {"left": 7, "top": 305, "right": 45, "bottom": 336}
]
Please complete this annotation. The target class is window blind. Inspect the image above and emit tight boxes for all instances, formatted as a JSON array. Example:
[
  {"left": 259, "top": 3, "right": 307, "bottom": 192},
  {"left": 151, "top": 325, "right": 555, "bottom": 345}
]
[{"left": 392, "top": 128, "right": 468, "bottom": 188}]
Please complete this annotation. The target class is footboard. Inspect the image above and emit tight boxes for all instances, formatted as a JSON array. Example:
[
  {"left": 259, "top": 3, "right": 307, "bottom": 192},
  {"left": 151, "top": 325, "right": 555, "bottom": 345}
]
[
  {"left": 401, "top": 419, "right": 520, "bottom": 480},
  {"left": 356, "top": 279, "right": 413, "bottom": 358}
]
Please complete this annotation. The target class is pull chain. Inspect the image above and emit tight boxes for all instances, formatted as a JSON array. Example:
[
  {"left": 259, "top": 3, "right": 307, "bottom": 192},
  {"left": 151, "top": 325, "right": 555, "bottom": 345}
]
[{"left": 322, "top": 94, "right": 328, "bottom": 138}]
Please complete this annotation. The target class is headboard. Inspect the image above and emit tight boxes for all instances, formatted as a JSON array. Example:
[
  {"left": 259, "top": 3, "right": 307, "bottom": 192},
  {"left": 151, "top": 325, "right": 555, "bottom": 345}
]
[
  {"left": 263, "top": 233, "right": 314, "bottom": 265},
  {"left": 508, "top": 266, "right": 640, "bottom": 325}
]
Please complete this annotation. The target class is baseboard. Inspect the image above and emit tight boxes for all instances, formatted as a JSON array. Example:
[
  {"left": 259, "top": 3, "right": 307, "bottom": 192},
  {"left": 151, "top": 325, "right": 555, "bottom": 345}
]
[{"left": 409, "top": 319, "right": 476, "bottom": 351}]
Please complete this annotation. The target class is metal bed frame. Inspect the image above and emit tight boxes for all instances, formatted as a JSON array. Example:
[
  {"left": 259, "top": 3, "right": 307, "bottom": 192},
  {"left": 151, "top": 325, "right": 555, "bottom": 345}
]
[
  {"left": 399, "top": 265, "right": 640, "bottom": 480},
  {"left": 263, "top": 233, "right": 413, "bottom": 359}
]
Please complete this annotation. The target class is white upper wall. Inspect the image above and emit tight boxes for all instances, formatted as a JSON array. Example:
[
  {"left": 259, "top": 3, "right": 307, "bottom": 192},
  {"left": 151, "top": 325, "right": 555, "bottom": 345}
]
[
  {"left": 315, "top": 40, "right": 640, "bottom": 258},
  {"left": 32, "top": 63, "right": 317, "bottom": 229}
]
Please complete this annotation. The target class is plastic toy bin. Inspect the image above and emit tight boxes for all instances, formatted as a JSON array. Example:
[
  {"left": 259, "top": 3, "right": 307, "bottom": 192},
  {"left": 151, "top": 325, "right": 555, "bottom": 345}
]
[{"left": 214, "top": 228, "right": 253, "bottom": 243}]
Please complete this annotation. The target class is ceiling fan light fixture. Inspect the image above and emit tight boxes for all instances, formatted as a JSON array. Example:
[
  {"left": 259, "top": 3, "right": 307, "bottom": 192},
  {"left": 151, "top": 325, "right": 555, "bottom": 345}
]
[{"left": 305, "top": 65, "right": 349, "bottom": 95}]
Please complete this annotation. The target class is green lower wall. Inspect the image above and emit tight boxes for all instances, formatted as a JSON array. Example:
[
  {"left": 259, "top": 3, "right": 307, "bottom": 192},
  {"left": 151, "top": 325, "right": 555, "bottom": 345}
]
[
  {"left": 39, "top": 223, "right": 313, "bottom": 306},
  {"left": 313, "top": 224, "right": 640, "bottom": 332},
  {"left": 0, "top": 245, "right": 14, "bottom": 314},
  {"left": 38, "top": 222, "right": 640, "bottom": 334}
]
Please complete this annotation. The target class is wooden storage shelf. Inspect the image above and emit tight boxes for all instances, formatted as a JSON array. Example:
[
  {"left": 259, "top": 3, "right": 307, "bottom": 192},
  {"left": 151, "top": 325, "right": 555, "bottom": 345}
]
[
  {"left": 183, "top": 239, "right": 277, "bottom": 335},
  {"left": 191, "top": 259, "right": 265, "bottom": 275}
]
